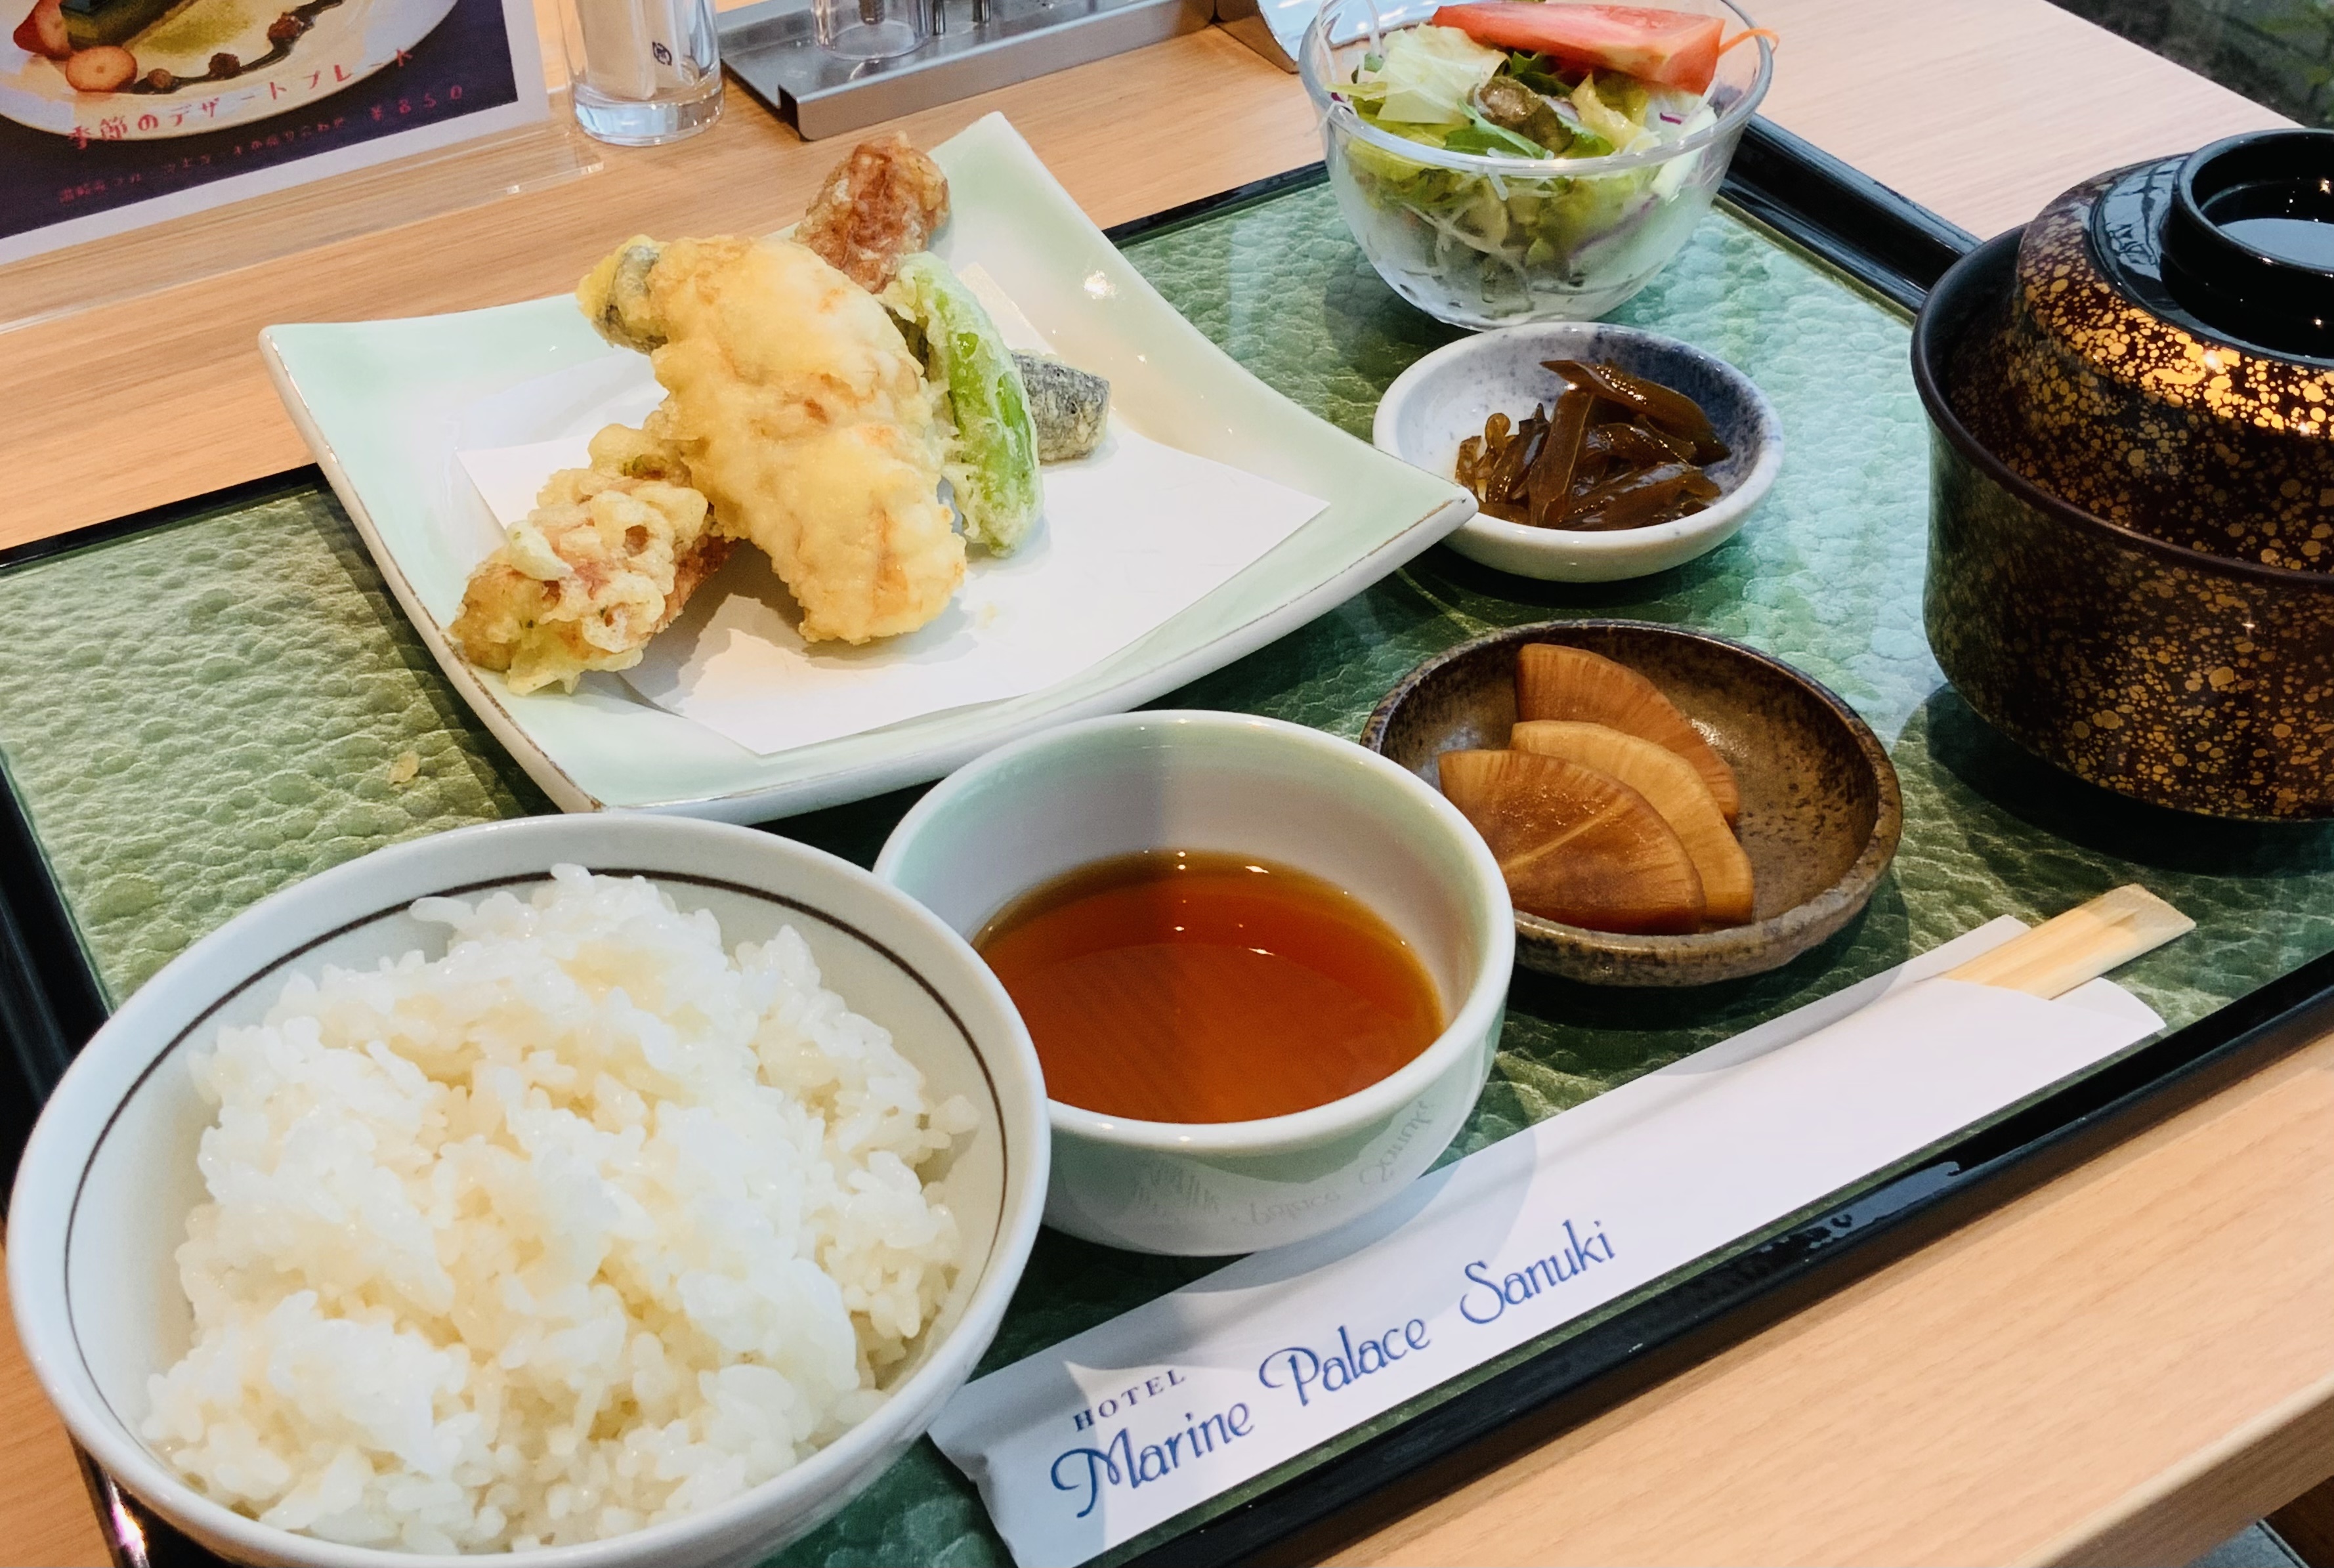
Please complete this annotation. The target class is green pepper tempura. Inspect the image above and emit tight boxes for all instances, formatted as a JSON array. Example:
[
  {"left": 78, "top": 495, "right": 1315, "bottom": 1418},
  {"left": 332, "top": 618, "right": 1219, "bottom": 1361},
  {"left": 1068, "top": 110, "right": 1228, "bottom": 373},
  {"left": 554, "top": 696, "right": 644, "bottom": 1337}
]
[{"left": 885, "top": 252, "right": 1044, "bottom": 555}]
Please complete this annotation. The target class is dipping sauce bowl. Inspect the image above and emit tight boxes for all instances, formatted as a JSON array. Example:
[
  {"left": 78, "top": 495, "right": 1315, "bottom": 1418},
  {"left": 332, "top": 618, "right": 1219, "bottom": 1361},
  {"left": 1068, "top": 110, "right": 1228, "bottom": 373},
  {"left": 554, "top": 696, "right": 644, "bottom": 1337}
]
[{"left": 876, "top": 711, "right": 1514, "bottom": 1257}]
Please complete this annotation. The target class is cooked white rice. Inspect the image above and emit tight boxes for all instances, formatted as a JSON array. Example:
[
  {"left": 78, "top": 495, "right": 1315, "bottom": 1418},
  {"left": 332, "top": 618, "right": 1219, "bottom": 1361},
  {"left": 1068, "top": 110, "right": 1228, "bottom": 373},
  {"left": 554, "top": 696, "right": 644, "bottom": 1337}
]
[{"left": 142, "top": 865, "right": 975, "bottom": 1554}]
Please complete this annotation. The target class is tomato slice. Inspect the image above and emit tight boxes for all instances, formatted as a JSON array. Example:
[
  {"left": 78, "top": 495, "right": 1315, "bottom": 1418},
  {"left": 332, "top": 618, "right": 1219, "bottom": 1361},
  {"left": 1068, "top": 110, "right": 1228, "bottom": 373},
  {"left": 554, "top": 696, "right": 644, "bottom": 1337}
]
[
  {"left": 1430, "top": 3, "right": 1724, "bottom": 93},
  {"left": 12, "top": 0, "right": 71, "bottom": 59}
]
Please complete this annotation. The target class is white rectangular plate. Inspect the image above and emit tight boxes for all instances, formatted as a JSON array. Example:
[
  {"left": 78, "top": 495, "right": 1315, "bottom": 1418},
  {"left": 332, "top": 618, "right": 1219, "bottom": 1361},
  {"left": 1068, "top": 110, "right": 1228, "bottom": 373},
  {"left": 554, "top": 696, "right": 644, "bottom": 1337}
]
[{"left": 260, "top": 114, "right": 1474, "bottom": 820}]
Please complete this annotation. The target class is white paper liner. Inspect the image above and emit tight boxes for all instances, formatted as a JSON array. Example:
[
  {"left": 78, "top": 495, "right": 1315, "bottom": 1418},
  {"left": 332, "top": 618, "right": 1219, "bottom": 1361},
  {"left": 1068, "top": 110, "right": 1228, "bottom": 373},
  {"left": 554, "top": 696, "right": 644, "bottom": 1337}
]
[{"left": 448, "top": 269, "right": 1327, "bottom": 756}]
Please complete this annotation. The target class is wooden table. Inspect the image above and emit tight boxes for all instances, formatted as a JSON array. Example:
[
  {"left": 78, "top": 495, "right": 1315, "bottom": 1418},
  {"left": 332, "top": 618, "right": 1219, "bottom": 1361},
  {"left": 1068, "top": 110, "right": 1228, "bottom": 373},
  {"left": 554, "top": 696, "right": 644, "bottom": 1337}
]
[{"left": 2, "top": 2, "right": 2323, "bottom": 1563}]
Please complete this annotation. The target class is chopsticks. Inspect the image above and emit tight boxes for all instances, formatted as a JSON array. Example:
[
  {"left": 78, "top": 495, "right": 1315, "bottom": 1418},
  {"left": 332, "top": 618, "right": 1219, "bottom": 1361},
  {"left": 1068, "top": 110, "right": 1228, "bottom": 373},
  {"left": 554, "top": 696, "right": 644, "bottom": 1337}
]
[{"left": 1943, "top": 885, "right": 2195, "bottom": 1000}]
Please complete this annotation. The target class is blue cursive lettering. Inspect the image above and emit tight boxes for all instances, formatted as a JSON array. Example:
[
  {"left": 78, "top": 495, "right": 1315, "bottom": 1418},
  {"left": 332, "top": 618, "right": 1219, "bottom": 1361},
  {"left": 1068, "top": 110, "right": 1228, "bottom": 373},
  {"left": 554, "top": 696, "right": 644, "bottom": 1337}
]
[
  {"left": 1050, "top": 1401, "right": 1252, "bottom": 1518},
  {"left": 1257, "top": 1319, "right": 1430, "bottom": 1407},
  {"left": 1460, "top": 1219, "right": 1617, "bottom": 1325}
]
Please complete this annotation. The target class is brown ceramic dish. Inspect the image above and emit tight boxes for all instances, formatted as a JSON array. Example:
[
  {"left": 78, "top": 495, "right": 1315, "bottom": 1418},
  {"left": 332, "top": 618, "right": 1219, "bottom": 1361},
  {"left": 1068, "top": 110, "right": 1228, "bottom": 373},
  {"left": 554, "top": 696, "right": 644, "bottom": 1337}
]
[
  {"left": 1361, "top": 620, "right": 1903, "bottom": 986},
  {"left": 1917, "top": 230, "right": 2334, "bottom": 820}
]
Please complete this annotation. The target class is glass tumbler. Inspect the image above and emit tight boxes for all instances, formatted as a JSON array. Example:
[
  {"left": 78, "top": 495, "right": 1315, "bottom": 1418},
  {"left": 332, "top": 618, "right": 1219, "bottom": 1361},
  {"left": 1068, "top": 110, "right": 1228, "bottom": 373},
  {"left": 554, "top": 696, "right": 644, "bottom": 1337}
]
[
  {"left": 816, "top": 0, "right": 926, "bottom": 62},
  {"left": 566, "top": 0, "right": 725, "bottom": 147}
]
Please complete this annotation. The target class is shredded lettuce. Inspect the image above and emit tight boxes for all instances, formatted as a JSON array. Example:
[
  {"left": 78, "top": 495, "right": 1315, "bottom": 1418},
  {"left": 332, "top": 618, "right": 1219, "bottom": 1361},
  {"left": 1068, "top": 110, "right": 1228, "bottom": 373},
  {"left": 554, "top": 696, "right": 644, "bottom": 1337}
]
[
  {"left": 1504, "top": 50, "right": 1570, "bottom": 96},
  {"left": 1367, "top": 24, "right": 1504, "bottom": 126},
  {"left": 1444, "top": 100, "right": 1547, "bottom": 158},
  {"left": 1349, "top": 35, "right": 1699, "bottom": 163},
  {"left": 1568, "top": 75, "right": 1646, "bottom": 152},
  {"left": 1548, "top": 98, "right": 1615, "bottom": 157}
]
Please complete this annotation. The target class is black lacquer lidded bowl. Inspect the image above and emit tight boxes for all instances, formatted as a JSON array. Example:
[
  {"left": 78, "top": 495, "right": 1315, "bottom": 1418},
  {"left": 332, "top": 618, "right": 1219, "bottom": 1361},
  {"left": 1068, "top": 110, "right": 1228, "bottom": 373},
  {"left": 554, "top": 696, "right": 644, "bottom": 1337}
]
[{"left": 1915, "top": 129, "right": 2334, "bottom": 820}]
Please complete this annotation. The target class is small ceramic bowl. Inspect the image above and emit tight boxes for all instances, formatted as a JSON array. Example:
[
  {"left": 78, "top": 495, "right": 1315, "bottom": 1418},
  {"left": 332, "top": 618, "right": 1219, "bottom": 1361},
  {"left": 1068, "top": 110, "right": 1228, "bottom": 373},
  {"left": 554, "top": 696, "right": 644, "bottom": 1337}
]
[
  {"left": 875, "top": 711, "right": 1514, "bottom": 1257},
  {"left": 1374, "top": 323, "right": 1783, "bottom": 583},
  {"left": 1363, "top": 621, "right": 1901, "bottom": 986},
  {"left": 8, "top": 815, "right": 1050, "bottom": 1568}
]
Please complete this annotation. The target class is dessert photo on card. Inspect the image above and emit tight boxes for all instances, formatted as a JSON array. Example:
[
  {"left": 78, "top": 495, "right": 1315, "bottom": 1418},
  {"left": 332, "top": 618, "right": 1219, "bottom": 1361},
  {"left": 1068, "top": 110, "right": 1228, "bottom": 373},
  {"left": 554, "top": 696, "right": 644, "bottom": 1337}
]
[{"left": 0, "top": 0, "right": 545, "bottom": 264}]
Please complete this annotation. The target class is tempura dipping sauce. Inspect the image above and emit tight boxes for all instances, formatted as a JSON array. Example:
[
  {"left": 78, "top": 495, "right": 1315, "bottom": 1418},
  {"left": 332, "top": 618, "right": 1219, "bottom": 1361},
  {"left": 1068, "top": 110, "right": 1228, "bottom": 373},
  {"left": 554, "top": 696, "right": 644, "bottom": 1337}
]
[{"left": 974, "top": 850, "right": 1443, "bottom": 1123}]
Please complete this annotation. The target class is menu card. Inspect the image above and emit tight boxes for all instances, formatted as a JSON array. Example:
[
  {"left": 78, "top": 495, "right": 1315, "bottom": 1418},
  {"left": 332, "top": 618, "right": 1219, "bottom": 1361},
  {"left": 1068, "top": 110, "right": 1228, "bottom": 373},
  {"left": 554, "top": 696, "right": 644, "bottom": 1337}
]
[
  {"left": 929, "top": 918, "right": 2165, "bottom": 1567},
  {"left": 0, "top": 0, "right": 547, "bottom": 266}
]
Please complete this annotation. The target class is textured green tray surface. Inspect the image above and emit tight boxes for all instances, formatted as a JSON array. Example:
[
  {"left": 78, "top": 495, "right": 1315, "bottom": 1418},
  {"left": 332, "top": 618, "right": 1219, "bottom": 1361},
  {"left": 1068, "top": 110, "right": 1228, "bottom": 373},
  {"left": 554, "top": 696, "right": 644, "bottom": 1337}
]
[{"left": 5, "top": 184, "right": 2334, "bottom": 1565}]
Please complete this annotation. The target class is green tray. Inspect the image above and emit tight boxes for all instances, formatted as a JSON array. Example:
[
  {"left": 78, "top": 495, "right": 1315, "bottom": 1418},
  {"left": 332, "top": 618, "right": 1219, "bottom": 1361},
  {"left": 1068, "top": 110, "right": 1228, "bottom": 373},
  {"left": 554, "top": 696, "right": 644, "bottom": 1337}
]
[{"left": 5, "top": 140, "right": 2333, "bottom": 1568}]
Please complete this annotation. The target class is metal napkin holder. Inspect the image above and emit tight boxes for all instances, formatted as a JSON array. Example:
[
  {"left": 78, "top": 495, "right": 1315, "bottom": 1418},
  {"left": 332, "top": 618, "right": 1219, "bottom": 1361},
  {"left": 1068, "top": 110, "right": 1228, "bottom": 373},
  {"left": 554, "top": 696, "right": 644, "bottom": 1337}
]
[{"left": 719, "top": 0, "right": 1309, "bottom": 140}]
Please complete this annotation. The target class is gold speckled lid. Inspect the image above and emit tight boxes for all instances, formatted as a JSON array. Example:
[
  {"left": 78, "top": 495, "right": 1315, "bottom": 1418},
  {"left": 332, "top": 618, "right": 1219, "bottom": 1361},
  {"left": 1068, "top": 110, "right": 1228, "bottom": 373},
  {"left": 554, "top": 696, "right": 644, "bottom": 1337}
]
[{"left": 1970, "top": 133, "right": 2334, "bottom": 572}]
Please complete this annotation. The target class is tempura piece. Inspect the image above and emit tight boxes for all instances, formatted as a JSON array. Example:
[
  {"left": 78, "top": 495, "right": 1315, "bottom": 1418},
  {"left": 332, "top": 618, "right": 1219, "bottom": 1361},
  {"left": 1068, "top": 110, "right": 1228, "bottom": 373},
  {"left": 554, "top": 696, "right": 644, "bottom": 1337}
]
[
  {"left": 450, "top": 469, "right": 728, "bottom": 695},
  {"left": 1014, "top": 352, "right": 1110, "bottom": 461},
  {"left": 885, "top": 252, "right": 1042, "bottom": 553},
  {"left": 582, "top": 238, "right": 669, "bottom": 352},
  {"left": 587, "top": 419, "right": 693, "bottom": 484},
  {"left": 796, "top": 133, "right": 950, "bottom": 293},
  {"left": 578, "top": 233, "right": 964, "bottom": 645}
]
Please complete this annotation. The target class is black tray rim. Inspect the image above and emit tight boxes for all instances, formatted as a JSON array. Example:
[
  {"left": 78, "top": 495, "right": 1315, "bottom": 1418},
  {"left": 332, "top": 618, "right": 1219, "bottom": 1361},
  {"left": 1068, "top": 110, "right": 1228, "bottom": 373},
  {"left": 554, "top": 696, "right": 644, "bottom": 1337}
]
[{"left": 5, "top": 116, "right": 2324, "bottom": 1568}]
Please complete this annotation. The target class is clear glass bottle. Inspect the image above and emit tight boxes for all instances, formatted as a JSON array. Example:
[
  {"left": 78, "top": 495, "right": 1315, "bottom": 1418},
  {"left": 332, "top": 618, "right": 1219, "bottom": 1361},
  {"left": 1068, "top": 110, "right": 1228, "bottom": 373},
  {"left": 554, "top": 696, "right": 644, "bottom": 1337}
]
[
  {"left": 565, "top": 0, "right": 725, "bottom": 147},
  {"left": 815, "top": 0, "right": 927, "bottom": 62}
]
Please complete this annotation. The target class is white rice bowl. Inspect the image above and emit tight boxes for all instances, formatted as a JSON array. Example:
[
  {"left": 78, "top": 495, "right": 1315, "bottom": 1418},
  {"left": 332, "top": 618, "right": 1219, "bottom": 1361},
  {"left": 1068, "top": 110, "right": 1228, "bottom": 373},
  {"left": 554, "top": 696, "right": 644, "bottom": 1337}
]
[{"left": 138, "top": 866, "right": 974, "bottom": 1555}]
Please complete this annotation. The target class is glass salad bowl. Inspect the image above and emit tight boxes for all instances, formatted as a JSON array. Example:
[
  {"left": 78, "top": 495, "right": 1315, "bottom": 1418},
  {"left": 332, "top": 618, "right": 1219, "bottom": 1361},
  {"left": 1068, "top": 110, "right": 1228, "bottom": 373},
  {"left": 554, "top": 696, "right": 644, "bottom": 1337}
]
[{"left": 1300, "top": 0, "right": 1773, "bottom": 328}]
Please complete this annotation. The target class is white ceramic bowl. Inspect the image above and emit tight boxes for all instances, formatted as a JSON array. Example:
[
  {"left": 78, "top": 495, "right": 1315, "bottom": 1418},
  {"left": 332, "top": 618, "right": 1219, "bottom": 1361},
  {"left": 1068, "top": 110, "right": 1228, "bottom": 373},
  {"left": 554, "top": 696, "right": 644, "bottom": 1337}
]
[
  {"left": 1375, "top": 322, "right": 1784, "bottom": 582},
  {"left": 874, "top": 711, "right": 1512, "bottom": 1257},
  {"left": 7, "top": 815, "right": 1050, "bottom": 1568}
]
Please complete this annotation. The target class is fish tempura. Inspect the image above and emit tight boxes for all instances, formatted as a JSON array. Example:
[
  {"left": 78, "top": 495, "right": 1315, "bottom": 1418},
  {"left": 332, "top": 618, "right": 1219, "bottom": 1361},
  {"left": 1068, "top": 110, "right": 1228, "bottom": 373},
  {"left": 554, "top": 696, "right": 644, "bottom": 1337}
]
[{"left": 577, "top": 234, "right": 964, "bottom": 645}]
